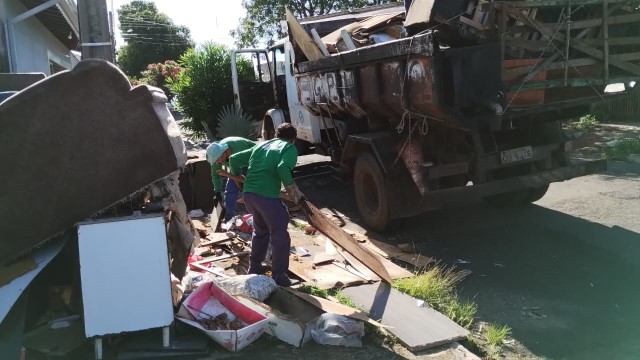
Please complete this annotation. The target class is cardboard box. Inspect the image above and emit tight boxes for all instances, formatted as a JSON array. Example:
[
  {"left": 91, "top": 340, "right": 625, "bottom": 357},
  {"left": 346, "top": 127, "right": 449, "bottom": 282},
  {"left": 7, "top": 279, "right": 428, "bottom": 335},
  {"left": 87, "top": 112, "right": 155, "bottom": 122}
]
[
  {"left": 236, "top": 288, "right": 324, "bottom": 348},
  {"left": 176, "top": 282, "right": 268, "bottom": 352}
]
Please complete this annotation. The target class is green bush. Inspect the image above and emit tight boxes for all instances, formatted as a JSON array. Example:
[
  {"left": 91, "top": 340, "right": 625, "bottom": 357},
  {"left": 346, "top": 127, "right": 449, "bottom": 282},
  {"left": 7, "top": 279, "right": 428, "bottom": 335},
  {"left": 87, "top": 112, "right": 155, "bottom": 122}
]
[
  {"left": 603, "top": 137, "right": 640, "bottom": 160},
  {"left": 168, "top": 43, "right": 253, "bottom": 140},
  {"left": 576, "top": 114, "right": 599, "bottom": 131},
  {"left": 216, "top": 105, "right": 258, "bottom": 140}
]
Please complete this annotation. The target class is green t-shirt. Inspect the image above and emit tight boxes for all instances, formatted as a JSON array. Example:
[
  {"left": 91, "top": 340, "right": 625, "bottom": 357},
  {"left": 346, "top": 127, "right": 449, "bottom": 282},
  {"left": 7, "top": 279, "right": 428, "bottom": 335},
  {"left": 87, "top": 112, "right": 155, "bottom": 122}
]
[
  {"left": 229, "top": 138, "right": 297, "bottom": 199},
  {"left": 209, "top": 137, "right": 256, "bottom": 192}
]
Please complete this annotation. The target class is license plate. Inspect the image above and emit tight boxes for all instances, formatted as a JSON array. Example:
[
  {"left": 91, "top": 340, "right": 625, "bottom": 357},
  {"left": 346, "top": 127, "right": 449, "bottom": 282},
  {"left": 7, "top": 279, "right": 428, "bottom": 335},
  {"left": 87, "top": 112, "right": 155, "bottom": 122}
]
[{"left": 500, "top": 146, "right": 533, "bottom": 164}]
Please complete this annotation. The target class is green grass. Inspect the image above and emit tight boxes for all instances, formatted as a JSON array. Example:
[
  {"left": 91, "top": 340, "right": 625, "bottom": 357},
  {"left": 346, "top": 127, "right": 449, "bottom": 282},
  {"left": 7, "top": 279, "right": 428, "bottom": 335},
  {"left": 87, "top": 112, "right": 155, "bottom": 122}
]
[
  {"left": 392, "top": 266, "right": 477, "bottom": 329},
  {"left": 333, "top": 291, "right": 359, "bottom": 309},
  {"left": 575, "top": 114, "right": 599, "bottom": 131},
  {"left": 296, "top": 284, "right": 329, "bottom": 298},
  {"left": 485, "top": 323, "right": 511, "bottom": 347},
  {"left": 603, "top": 137, "right": 640, "bottom": 161},
  {"left": 443, "top": 299, "right": 477, "bottom": 329}
]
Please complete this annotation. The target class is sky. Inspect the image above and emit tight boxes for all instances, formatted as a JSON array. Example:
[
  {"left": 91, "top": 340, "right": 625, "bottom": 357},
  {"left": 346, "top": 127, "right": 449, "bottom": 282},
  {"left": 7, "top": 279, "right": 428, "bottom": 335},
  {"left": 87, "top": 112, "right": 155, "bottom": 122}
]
[{"left": 110, "top": 0, "right": 246, "bottom": 48}]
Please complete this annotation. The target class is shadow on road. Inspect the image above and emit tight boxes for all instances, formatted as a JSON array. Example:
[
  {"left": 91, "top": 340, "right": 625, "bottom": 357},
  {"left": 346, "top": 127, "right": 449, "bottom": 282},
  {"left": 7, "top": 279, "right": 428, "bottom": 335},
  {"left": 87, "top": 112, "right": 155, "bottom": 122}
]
[{"left": 299, "top": 174, "right": 640, "bottom": 360}]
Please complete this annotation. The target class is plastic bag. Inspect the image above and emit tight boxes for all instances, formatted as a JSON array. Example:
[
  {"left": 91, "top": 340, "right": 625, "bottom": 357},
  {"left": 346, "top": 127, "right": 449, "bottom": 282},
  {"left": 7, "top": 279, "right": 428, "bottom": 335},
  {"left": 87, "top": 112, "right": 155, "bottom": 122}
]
[
  {"left": 311, "top": 313, "right": 365, "bottom": 347},
  {"left": 214, "top": 275, "right": 277, "bottom": 302}
]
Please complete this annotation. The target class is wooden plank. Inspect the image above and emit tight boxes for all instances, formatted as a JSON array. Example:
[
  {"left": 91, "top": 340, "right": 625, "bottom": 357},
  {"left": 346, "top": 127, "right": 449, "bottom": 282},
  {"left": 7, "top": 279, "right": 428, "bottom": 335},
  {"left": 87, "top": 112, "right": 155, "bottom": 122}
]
[
  {"left": 193, "top": 251, "right": 250, "bottom": 265},
  {"left": 310, "top": 29, "right": 330, "bottom": 57},
  {"left": 563, "top": 1, "right": 571, "bottom": 86},
  {"left": 340, "top": 29, "right": 357, "bottom": 50},
  {"left": 300, "top": 199, "right": 393, "bottom": 283},
  {"left": 603, "top": 0, "right": 610, "bottom": 83},
  {"left": 312, "top": 253, "right": 335, "bottom": 266},
  {"left": 337, "top": 246, "right": 413, "bottom": 280},
  {"left": 284, "top": 288, "right": 386, "bottom": 329},
  {"left": 505, "top": 57, "right": 597, "bottom": 77},
  {"left": 506, "top": 0, "right": 629, "bottom": 7},
  {"left": 341, "top": 283, "right": 469, "bottom": 351},
  {"left": 510, "top": 77, "right": 640, "bottom": 90},
  {"left": 580, "top": 37, "right": 640, "bottom": 46},
  {"left": 458, "top": 16, "right": 487, "bottom": 30},
  {"left": 555, "top": 13, "right": 640, "bottom": 30},
  {"left": 349, "top": 232, "right": 434, "bottom": 269},
  {"left": 512, "top": 9, "right": 640, "bottom": 76},
  {"left": 286, "top": 9, "right": 324, "bottom": 62}
]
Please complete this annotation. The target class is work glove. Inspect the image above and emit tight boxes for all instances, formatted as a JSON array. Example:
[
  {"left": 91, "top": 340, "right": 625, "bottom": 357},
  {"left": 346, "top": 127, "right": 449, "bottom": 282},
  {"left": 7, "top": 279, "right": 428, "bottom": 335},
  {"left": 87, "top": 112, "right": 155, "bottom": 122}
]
[
  {"left": 284, "top": 183, "right": 304, "bottom": 204},
  {"left": 214, "top": 192, "right": 223, "bottom": 206}
]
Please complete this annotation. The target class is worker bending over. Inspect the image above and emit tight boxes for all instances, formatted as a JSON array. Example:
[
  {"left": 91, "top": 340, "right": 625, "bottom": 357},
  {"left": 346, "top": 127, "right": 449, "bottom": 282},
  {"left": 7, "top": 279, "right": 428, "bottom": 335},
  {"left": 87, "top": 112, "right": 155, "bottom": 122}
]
[
  {"left": 205, "top": 137, "right": 256, "bottom": 221},
  {"left": 228, "top": 123, "right": 304, "bottom": 287}
]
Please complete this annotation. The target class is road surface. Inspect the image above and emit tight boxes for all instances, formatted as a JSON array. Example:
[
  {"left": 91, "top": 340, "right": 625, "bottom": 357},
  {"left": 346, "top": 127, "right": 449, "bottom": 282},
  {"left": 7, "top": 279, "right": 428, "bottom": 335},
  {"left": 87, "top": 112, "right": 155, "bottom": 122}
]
[{"left": 298, "top": 159, "right": 640, "bottom": 360}]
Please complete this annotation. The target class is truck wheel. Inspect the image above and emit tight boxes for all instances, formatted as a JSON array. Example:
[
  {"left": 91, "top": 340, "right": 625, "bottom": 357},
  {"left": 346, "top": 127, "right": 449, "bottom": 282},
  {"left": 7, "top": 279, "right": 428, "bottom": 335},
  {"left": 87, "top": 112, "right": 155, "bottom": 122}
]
[
  {"left": 354, "top": 152, "right": 389, "bottom": 232},
  {"left": 262, "top": 117, "right": 275, "bottom": 140},
  {"left": 524, "top": 184, "right": 549, "bottom": 203}
]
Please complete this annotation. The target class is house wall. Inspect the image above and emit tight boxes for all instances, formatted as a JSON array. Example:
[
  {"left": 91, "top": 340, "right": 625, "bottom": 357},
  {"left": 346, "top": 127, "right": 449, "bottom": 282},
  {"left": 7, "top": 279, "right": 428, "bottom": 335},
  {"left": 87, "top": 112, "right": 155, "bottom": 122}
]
[{"left": 3, "top": 0, "right": 71, "bottom": 74}]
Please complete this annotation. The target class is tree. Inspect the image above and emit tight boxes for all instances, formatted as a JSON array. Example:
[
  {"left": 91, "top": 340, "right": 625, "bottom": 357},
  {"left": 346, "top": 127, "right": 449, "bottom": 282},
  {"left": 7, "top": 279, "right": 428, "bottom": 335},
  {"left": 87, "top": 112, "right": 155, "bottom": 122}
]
[
  {"left": 117, "top": 1, "right": 194, "bottom": 77},
  {"left": 231, "top": 0, "right": 400, "bottom": 47},
  {"left": 167, "top": 43, "right": 254, "bottom": 140},
  {"left": 130, "top": 61, "right": 183, "bottom": 101}
]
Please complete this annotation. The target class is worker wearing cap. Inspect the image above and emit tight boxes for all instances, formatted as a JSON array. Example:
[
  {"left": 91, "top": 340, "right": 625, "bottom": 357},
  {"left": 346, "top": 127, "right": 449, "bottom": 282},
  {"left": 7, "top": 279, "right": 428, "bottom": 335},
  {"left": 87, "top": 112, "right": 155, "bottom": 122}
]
[
  {"left": 205, "top": 137, "right": 256, "bottom": 221},
  {"left": 228, "top": 123, "right": 304, "bottom": 287}
]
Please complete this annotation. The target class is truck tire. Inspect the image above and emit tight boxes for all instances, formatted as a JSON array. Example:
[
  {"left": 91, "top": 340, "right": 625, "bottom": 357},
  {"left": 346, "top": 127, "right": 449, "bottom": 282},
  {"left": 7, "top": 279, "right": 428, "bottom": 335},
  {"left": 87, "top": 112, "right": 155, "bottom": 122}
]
[
  {"left": 354, "top": 152, "right": 389, "bottom": 232},
  {"left": 524, "top": 184, "right": 549, "bottom": 203}
]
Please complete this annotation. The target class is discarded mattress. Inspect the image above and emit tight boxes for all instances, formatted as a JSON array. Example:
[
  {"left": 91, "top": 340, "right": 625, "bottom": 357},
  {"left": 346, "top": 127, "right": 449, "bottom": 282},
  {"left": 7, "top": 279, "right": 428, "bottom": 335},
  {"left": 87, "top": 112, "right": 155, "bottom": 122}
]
[{"left": 0, "top": 60, "right": 187, "bottom": 263}]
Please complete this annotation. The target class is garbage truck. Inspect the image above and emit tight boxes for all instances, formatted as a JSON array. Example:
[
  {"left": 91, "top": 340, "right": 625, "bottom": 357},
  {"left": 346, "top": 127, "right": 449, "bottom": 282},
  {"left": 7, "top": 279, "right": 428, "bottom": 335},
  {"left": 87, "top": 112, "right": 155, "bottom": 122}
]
[{"left": 230, "top": 1, "right": 639, "bottom": 231}]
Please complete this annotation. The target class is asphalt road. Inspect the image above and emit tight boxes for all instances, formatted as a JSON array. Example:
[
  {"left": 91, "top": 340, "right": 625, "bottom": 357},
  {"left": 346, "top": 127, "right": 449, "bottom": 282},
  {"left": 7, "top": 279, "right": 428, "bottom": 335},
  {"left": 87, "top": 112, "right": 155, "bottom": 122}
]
[{"left": 296, "top": 160, "right": 640, "bottom": 360}]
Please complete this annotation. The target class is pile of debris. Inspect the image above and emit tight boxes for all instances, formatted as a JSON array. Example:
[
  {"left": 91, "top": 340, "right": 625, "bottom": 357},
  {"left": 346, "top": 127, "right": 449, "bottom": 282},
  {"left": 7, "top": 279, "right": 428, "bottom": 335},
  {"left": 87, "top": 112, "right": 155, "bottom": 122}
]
[{"left": 1, "top": 58, "right": 474, "bottom": 360}]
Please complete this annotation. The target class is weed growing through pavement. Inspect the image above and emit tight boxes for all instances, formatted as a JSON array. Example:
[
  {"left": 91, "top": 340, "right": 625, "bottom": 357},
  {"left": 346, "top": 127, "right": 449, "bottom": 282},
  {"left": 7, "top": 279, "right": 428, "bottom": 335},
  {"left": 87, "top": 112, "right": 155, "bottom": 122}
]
[
  {"left": 485, "top": 323, "right": 511, "bottom": 347},
  {"left": 392, "top": 265, "right": 477, "bottom": 329},
  {"left": 603, "top": 137, "right": 640, "bottom": 161},
  {"left": 484, "top": 323, "right": 512, "bottom": 359}
]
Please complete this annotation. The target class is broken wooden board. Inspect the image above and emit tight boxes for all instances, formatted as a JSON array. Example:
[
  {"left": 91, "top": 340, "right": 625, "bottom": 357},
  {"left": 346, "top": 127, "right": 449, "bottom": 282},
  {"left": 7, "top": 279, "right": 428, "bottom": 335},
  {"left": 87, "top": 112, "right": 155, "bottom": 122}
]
[
  {"left": 198, "top": 232, "right": 234, "bottom": 247},
  {"left": 300, "top": 199, "right": 392, "bottom": 283},
  {"left": 288, "top": 253, "right": 368, "bottom": 289},
  {"left": 341, "top": 282, "right": 469, "bottom": 351},
  {"left": 349, "top": 232, "right": 435, "bottom": 270},
  {"left": 284, "top": 288, "right": 386, "bottom": 329},
  {"left": 286, "top": 9, "right": 325, "bottom": 62},
  {"left": 312, "top": 253, "right": 335, "bottom": 266},
  {"left": 210, "top": 201, "right": 225, "bottom": 233},
  {"left": 337, "top": 247, "right": 413, "bottom": 281}
]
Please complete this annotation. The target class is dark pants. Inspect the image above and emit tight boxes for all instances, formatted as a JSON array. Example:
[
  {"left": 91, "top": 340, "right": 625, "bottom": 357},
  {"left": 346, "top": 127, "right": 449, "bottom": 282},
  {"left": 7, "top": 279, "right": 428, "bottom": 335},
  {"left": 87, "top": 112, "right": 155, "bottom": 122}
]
[{"left": 243, "top": 192, "right": 291, "bottom": 282}]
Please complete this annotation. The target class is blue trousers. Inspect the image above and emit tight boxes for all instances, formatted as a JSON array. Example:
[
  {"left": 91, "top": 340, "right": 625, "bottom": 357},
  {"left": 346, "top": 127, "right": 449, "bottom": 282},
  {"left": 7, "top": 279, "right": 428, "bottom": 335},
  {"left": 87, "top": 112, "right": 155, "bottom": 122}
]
[
  {"left": 223, "top": 178, "right": 240, "bottom": 221},
  {"left": 243, "top": 192, "right": 291, "bottom": 282},
  {"left": 223, "top": 167, "right": 246, "bottom": 221}
]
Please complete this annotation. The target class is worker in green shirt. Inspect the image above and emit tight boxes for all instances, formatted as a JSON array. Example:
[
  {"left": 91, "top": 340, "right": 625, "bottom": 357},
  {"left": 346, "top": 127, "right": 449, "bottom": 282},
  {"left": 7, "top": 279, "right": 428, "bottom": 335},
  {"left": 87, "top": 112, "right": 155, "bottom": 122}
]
[
  {"left": 228, "top": 123, "right": 304, "bottom": 287},
  {"left": 205, "top": 137, "right": 256, "bottom": 221}
]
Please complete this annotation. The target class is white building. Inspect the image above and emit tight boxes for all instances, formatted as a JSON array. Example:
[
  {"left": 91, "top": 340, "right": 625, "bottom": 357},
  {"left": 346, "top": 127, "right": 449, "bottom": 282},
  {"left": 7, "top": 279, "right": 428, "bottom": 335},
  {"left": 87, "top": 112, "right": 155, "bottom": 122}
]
[{"left": 0, "top": 0, "right": 79, "bottom": 75}]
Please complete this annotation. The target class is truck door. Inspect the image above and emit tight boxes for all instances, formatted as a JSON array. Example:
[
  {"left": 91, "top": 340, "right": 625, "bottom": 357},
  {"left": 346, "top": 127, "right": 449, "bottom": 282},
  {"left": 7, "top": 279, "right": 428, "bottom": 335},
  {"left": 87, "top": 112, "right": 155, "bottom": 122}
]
[{"left": 231, "top": 49, "right": 275, "bottom": 122}]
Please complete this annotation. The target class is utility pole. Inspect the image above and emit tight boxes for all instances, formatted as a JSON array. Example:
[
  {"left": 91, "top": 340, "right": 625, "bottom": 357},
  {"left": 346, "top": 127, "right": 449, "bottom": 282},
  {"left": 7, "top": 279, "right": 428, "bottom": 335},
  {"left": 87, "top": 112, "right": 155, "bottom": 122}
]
[{"left": 77, "top": 0, "right": 114, "bottom": 62}]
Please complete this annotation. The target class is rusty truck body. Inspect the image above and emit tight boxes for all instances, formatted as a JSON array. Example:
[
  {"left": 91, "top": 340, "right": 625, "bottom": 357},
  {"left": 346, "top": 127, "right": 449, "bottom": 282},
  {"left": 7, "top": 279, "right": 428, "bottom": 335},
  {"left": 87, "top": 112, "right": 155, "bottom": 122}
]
[{"left": 231, "top": 1, "right": 639, "bottom": 231}]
